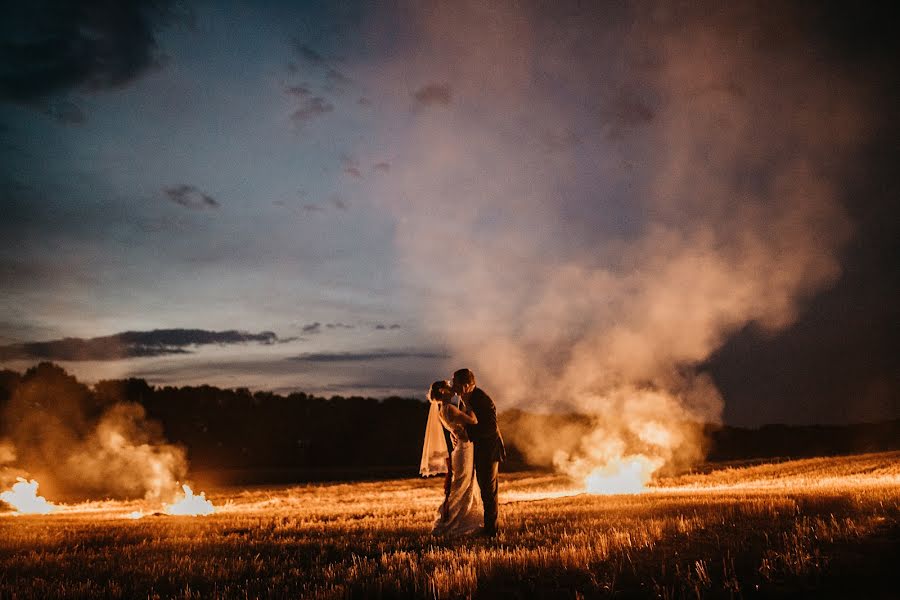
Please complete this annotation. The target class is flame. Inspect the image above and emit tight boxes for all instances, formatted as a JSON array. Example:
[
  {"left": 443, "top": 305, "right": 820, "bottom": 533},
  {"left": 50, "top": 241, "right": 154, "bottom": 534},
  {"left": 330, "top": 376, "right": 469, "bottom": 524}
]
[
  {"left": 165, "top": 484, "right": 215, "bottom": 516},
  {"left": 583, "top": 455, "right": 664, "bottom": 495},
  {"left": 0, "top": 478, "right": 58, "bottom": 514}
]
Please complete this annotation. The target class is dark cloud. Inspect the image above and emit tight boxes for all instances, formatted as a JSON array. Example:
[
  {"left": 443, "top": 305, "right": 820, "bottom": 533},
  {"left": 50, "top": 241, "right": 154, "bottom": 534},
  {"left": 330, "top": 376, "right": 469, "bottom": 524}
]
[
  {"left": 0, "top": 320, "right": 59, "bottom": 346},
  {"left": 291, "top": 40, "right": 326, "bottom": 65},
  {"left": 284, "top": 84, "right": 311, "bottom": 97},
  {"left": 300, "top": 322, "right": 355, "bottom": 334},
  {"left": 270, "top": 193, "right": 347, "bottom": 215},
  {"left": 288, "top": 40, "right": 352, "bottom": 92},
  {"left": 373, "top": 162, "right": 391, "bottom": 173},
  {"left": 289, "top": 349, "right": 449, "bottom": 363},
  {"left": 608, "top": 93, "right": 654, "bottom": 126},
  {"left": 45, "top": 100, "right": 86, "bottom": 125},
  {"left": 596, "top": 92, "right": 656, "bottom": 140},
  {"left": 325, "top": 67, "right": 352, "bottom": 90},
  {"left": 301, "top": 322, "right": 321, "bottom": 334},
  {"left": 412, "top": 83, "right": 451, "bottom": 107},
  {"left": 291, "top": 96, "right": 333, "bottom": 122},
  {"left": 163, "top": 184, "right": 219, "bottom": 209},
  {"left": 0, "top": 329, "right": 279, "bottom": 361},
  {"left": 0, "top": 1, "right": 177, "bottom": 107},
  {"left": 374, "top": 323, "right": 402, "bottom": 330},
  {"left": 340, "top": 154, "right": 362, "bottom": 178},
  {"left": 358, "top": 96, "right": 372, "bottom": 106}
]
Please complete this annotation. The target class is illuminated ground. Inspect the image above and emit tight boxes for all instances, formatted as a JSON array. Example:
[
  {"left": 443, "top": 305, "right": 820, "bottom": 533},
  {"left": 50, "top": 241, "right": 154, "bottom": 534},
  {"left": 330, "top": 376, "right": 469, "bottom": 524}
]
[{"left": 2, "top": 452, "right": 899, "bottom": 598}]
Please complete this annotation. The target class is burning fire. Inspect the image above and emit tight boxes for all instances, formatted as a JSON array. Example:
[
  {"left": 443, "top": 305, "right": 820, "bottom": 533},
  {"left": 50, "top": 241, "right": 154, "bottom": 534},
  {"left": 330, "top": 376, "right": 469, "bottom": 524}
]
[
  {"left": 583, "top": 455, "right": 664, "bottom": 495},
  {"left": 1, "top": 478, "right": 58, "bottom": 514},
  {"left": 165, "top": 484, "right": 215, "bottom": 516},
  {"left": 554, "top": 422, "right": 671, "bottom": 496}
]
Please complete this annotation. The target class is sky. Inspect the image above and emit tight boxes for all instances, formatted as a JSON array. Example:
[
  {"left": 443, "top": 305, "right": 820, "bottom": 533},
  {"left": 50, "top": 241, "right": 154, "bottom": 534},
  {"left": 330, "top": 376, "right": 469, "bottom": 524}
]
[{"left": 0, "top": 0, "right": 897, "bottom": 426}]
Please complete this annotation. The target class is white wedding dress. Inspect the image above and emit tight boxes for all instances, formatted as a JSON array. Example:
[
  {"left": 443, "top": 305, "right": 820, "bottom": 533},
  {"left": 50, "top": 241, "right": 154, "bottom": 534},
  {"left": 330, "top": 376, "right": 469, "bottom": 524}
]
[{"left": 429, "top": 401, "right": 483, "bottom": 537}]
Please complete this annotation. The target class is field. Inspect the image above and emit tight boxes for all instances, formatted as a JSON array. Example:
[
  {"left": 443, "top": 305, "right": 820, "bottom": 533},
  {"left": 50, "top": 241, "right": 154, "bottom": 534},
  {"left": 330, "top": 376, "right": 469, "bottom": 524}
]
[{"left": 2, "top": 452, "right": 899, "bottom": 599}]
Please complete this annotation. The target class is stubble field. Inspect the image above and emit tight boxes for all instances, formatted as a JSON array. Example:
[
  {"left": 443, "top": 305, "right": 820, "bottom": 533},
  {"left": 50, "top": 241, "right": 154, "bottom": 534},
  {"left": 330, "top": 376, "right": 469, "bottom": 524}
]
[{"left": 2, "top": 451, "right": 899, "bottom": 599}]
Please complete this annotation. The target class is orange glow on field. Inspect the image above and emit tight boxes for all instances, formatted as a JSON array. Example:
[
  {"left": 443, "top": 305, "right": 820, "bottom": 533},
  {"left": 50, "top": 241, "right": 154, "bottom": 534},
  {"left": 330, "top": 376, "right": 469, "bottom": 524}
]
[
  {"left": 0, "top": 478, "right": 58, "bottom": 514},
  {"left": 584, "top": 455, "right": 664, "bottom": 495},
  {"left": 165, "top": 484, "right": 215, "bottom": 516}
]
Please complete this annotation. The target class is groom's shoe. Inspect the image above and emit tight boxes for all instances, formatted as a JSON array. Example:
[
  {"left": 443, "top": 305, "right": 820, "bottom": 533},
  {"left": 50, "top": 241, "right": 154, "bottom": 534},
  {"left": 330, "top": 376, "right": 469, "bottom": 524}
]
[{"left": 477, "top": 527, "right": 499, "bottom": 538}]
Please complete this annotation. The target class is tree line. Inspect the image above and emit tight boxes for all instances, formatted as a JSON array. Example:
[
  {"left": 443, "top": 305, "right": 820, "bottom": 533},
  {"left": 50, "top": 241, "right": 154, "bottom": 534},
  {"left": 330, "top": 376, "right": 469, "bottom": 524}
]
[{"left": 1, "top": 363, "right": 896, "bottom": 484}]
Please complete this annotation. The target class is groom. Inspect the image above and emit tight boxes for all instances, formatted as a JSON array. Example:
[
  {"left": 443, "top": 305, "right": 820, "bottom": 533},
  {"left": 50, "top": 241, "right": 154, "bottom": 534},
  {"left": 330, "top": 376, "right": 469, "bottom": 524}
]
[{"left": 452, "top": 368, "right": 505, "bottom": 537}]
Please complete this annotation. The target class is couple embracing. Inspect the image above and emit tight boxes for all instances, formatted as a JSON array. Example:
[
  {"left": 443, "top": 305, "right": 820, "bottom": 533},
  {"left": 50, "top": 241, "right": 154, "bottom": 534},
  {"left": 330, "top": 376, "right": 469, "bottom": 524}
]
[{"left": 420, "top": 368, "right": 505, "bottom": 538}]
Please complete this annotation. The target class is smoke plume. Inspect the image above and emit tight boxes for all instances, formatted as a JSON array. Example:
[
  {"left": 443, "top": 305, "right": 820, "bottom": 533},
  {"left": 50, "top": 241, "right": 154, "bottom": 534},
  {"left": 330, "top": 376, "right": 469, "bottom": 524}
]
[
  {"left": 358, "top": 2, "right": 868, "bottom": 484},
  {"left": 1, "top": 363, "right": 186, "bottom": 501}
]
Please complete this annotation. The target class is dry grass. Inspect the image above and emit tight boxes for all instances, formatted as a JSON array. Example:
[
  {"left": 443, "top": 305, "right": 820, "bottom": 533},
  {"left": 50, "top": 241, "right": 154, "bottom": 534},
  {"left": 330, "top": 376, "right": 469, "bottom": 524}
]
[{"left": 1, "top": 452, "right": 898, "bottom": 599}]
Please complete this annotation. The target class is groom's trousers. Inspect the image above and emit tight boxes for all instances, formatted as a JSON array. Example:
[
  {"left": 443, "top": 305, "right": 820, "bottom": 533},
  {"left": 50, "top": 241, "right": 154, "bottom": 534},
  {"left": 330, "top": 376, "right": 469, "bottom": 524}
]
[{"left": 474, "top": 447, "right": 500, "bottom": 533}]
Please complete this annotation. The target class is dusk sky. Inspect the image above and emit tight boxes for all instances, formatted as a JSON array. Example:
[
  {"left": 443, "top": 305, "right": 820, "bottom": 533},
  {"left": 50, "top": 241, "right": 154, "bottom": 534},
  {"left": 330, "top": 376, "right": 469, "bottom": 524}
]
[{"left": 1, "top": 1, "right": 896, "bottom": 426}]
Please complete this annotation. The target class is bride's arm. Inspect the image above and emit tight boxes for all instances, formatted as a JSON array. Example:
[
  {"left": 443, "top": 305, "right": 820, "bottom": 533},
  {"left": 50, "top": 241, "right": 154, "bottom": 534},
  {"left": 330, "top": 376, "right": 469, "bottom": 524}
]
[{"left": 445, "top": 403, "right": 478, "bottom": 425}]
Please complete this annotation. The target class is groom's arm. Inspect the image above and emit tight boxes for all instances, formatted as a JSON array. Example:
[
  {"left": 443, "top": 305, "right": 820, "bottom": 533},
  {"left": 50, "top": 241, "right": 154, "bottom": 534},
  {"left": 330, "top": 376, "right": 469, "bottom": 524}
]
[{"left": 469, "top": 389, "right": 498, "bottom": 440}]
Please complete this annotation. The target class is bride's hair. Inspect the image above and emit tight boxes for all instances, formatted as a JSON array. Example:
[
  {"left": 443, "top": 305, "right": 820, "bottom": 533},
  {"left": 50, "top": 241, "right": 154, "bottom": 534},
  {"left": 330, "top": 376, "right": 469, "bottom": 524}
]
[{"left": 428, "top": 380, "right": 451, "bottom": 402}]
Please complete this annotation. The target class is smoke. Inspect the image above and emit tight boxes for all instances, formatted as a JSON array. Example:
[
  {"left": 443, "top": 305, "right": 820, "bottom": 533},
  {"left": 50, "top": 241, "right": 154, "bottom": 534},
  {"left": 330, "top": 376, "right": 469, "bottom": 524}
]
[
  {"left": 0, "top": 439, "right": 14, "bottom": 464},
  {"left": 356, "top": 2, "right": 868, "bottom": 483},
  {"left": 1, "top": 363, "right": 186, "bottom": 501}
]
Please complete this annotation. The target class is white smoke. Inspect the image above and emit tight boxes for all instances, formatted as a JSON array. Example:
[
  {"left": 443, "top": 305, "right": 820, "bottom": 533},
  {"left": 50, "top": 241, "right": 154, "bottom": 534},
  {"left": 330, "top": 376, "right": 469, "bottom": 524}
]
[
  {"left": 61, "top": 403, "right": 187, "bottom": 501},
  {"left": 1, "top": 365, "right": 186, "bottom": 501},
  {"left": 354, "top": 1, "right": 867, "bottom": 483},
  {"left": 0, "top": 439, "right": 14, "bottom": 464}
]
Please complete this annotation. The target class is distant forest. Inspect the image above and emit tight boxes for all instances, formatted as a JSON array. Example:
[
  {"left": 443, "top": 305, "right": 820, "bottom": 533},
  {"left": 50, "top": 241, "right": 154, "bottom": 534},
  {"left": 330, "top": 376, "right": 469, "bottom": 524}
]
[{"left": 1, "top": 363, "right": 897, "bottom": 484}]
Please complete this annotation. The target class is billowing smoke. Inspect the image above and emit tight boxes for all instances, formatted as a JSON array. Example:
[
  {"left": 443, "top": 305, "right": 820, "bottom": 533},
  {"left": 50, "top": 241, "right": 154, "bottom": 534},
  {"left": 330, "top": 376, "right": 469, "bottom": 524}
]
[
  {"left": 357, "top": 2, "right": 868, "bottom": 485},
  {"left": 1, "top": 363, "right": 186, "bottom": 501},
  {"left": 0, "top": 439, "right": 14, "bottom": 464}
]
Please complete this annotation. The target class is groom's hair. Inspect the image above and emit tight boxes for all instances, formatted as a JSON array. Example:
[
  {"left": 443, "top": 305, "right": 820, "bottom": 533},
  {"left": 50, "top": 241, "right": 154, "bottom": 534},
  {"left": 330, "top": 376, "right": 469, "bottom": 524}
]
[{"left": 452, "top": 368, "right": 475, "bottom": 388}]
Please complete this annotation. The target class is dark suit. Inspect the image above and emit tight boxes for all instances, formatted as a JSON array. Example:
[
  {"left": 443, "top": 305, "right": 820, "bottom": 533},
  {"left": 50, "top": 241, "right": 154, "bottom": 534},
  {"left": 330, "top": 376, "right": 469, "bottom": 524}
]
[{"left": 464, "top": 387, "right": 505, "bottom": 533}]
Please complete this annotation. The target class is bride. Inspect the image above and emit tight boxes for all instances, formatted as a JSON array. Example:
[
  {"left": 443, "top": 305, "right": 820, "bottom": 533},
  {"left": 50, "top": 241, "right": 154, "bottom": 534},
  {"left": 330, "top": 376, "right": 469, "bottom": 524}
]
[{"left": 420, "top": 380, "right": 483, "bottom": 536}]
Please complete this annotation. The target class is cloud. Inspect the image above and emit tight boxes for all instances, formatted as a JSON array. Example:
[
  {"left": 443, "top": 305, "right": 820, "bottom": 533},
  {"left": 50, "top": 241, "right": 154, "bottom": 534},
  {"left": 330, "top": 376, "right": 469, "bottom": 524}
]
[
  {"left": 291, "top": 40, "right": 326, "bottom": 65},
  {"left": 285, "top": 84, "right": 311, "bottom": 97},
  {"left": 325, "top": 67, "right": 352, "bottom": 90},
  {"left": 290, "top": 349, "right": 449, "bottom": 363},
  {"left": 374, "top": 323, "right": 401, "bottom": 330},
  {"left": 373, "top": 162, "right": 391, "bottom": 173},
  {"left": 289, "top": 39, "right": 352, "bottom": 93},
  {"left": 0, "top": 329, "right": 279, "bottom": 361},
  {"left": 291, "top": 96, "right": 334, "bottom": 122},
  {"left": 45, "top": 100, "right": 86, "bottom": 125},
  {"left": 608, "top": 93, "right": 655, "bottom": 127},
  {"left": 301, "top": 195, "right": 348, "bottom": 213},
  {"left": 299, "top": 322, "right": 355, "bottom": 335},
  {"left": 412, "top": 83, "right": 452, "bottom": 107},
  {"left": 163, "top": 184, "right": 219, "bottom": 209},
  {"left": 0, "top": 1, "right": 177, "bottom": 107},
  {"left": 341, "top": 155, "right": 362, "bottom": 178},
  {"left": 301, "top": 322, "right": 322, "bottom": 334}
]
